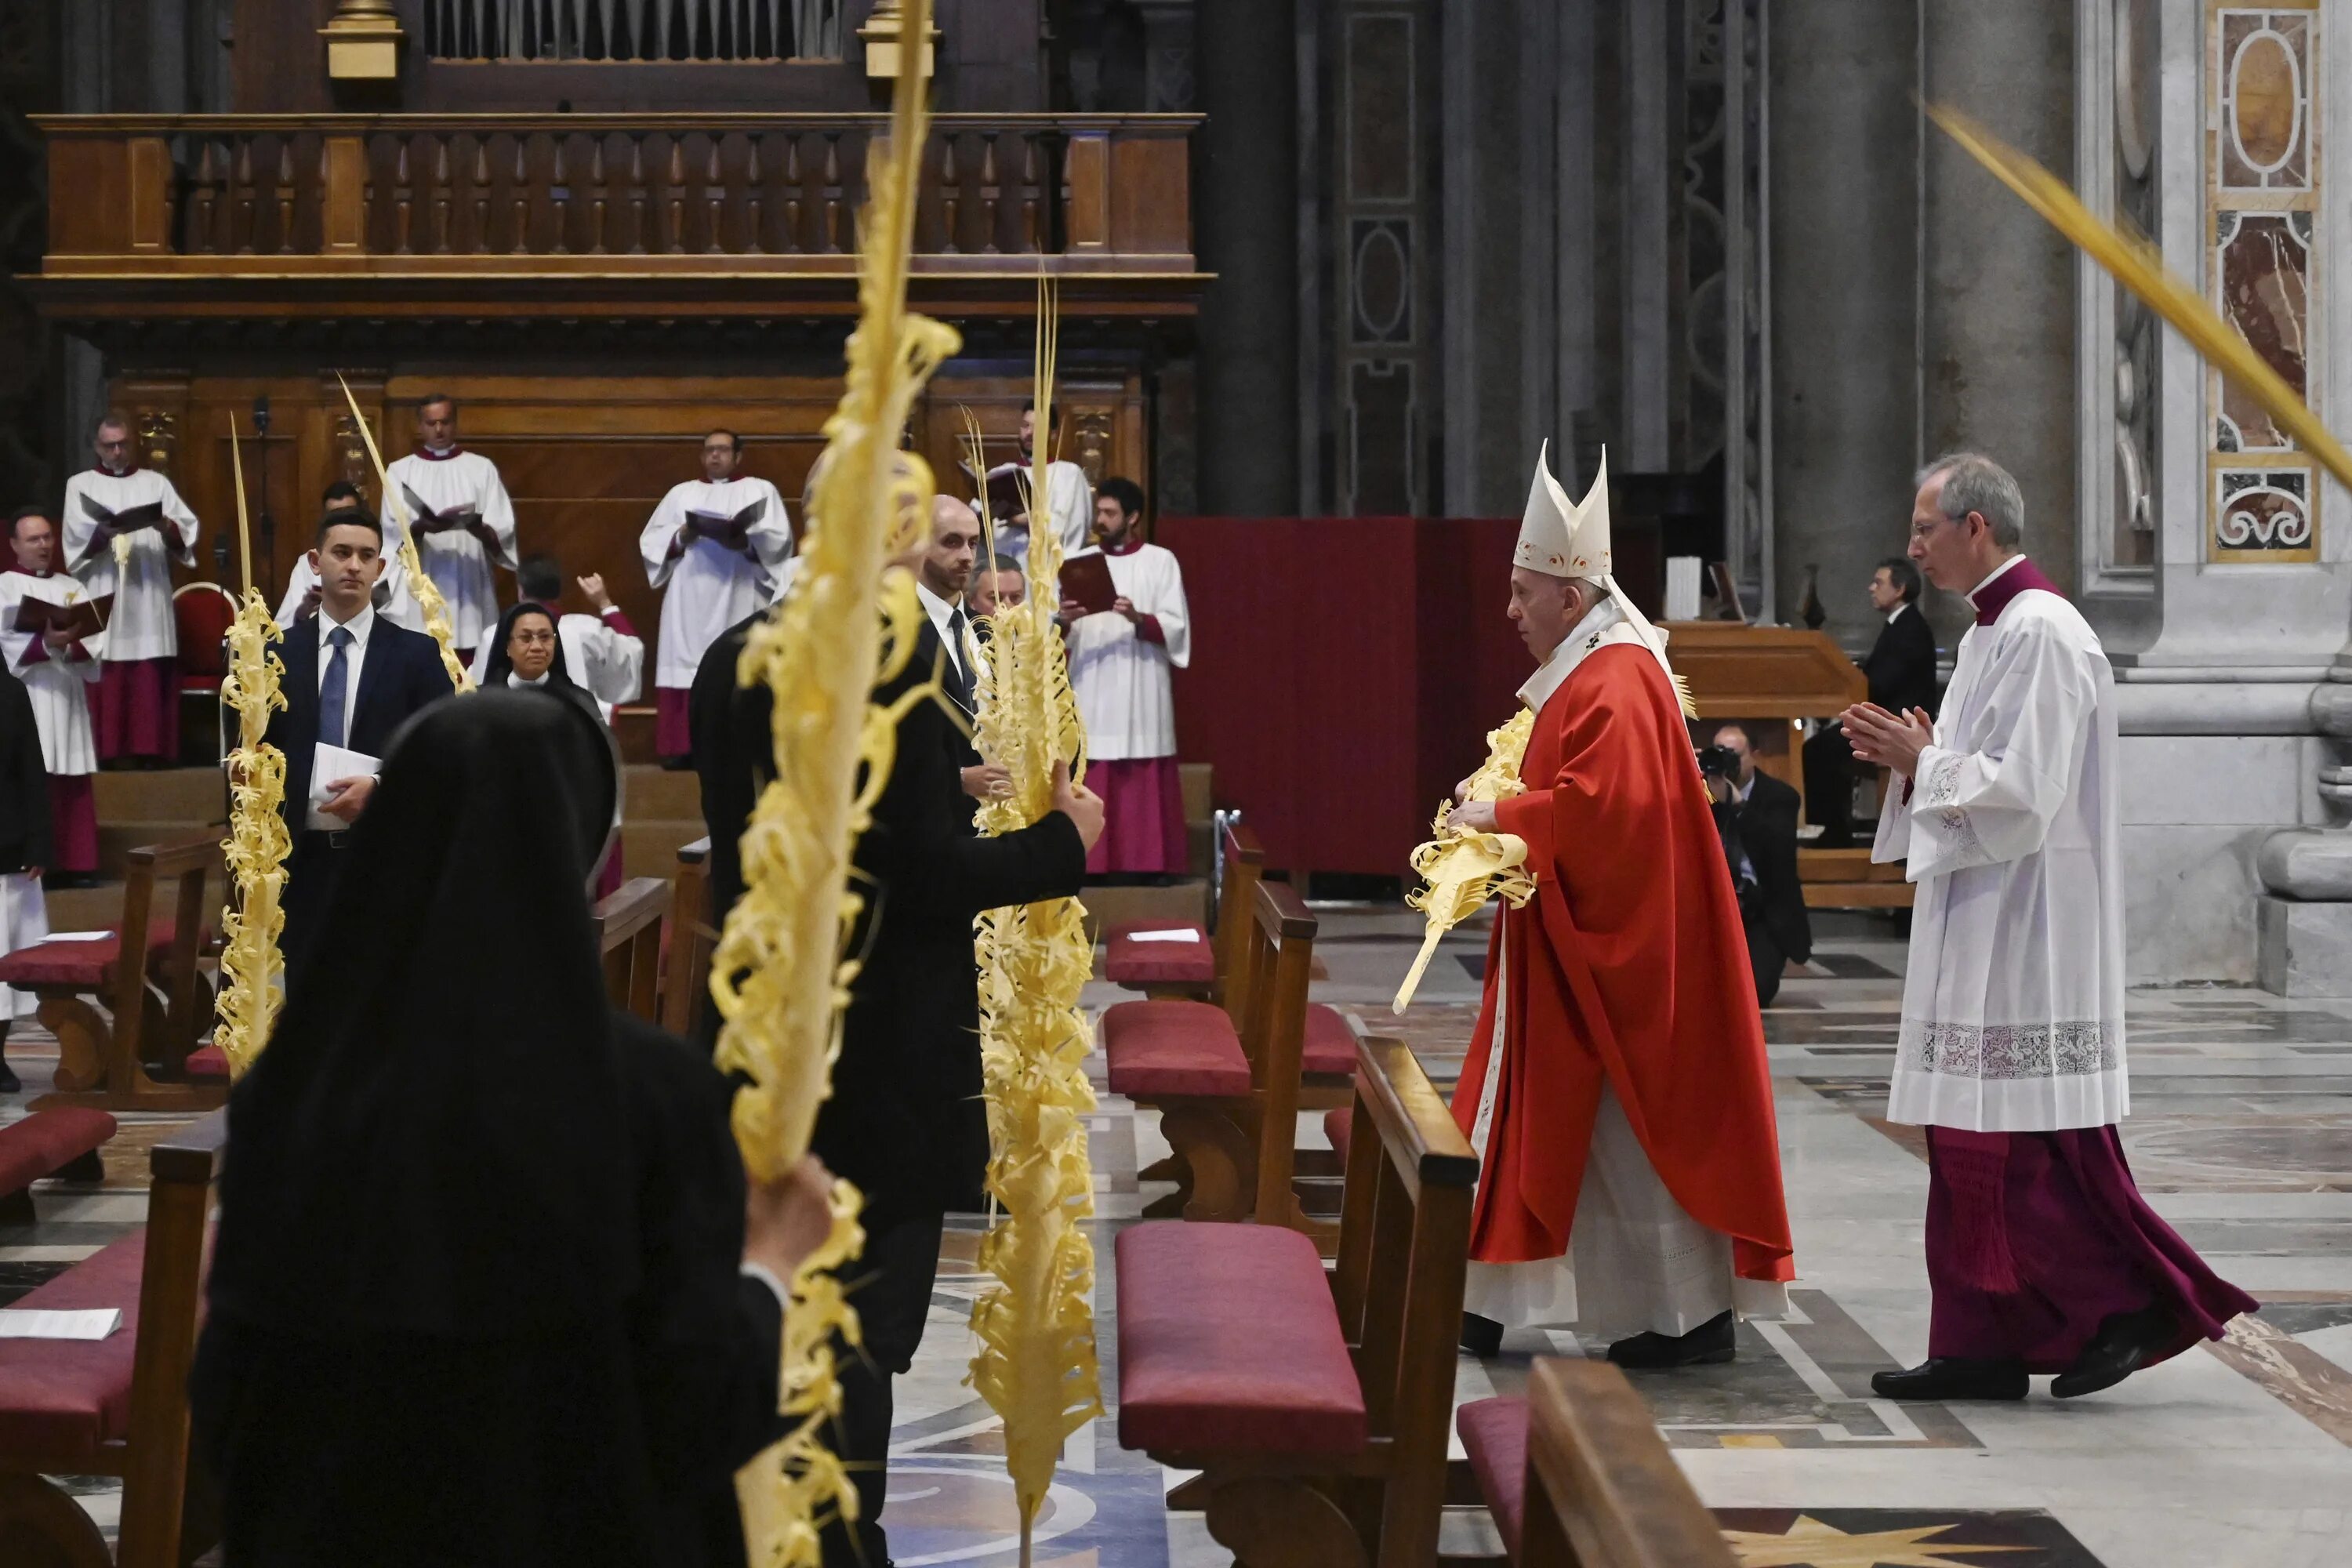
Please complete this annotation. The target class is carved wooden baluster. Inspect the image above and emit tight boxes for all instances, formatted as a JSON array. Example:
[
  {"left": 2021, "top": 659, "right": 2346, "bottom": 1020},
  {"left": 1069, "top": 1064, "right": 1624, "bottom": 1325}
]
[
  {"left": 232, "top": 139, "right": 258, "bottom": 254},
  {"left": 743, "top": 136, "right": 765, "bottom": 254},
  {"left": 392, "top": 138, "right": 415, "bottom": 252},
  {"left": 626, "top": 135, "right": 649, "bottom": 253},
  {"left": 822, "top": 132, "right": 844, "bottom": 254},
  {"left": 189, "top": 141, "right": 220, "bottom": 253},
  {"left": 938, "top": 133, "right": 960, "bottom": 254},
  {"left": 703, "top": 136, "right": 724, "bottom": 252},
  {"left": 547, "top": 133, "right": 571, "bottom": 254},
  {"left": 1020, "top": 133, "right": 1042, "bottom": 254},
  {"left": 510, "top": 136, "right": 530, "bottom": 253},
  {"left": 275, "top": 138, "right": 296, "bottom": 253},
  {"left": 588, "top": 137, "right": 610, "bottom": 253},
  {"left": 979, "top": 132, "right": 1003, "bottom": 255},
  {"left": 664, "top": 138, "right": 688, "bottom": 254},
  {"left": 430, "top": 136, "right": 454, "bottom": 253},
  {"left": 471, "top": 140, "right": 492, "bottom": 252},
  {"left": 782, "top": 135, "right": 804, "bottom": 252}
]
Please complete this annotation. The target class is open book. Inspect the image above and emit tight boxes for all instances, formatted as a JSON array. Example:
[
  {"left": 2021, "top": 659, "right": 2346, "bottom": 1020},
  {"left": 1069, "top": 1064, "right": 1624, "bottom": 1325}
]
[
  {"left": 684, "top": 495, "right": 768, "bottom": 550},
  {"left": 12, "top": 593, "right": 110, "bottom": 641},
  {"left": 401, "top": 484, "right": 486, "bottom": 539}
]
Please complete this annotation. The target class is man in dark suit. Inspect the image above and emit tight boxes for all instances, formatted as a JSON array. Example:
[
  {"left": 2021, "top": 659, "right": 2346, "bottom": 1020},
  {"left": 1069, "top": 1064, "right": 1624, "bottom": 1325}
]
[
  {"left": 1708, "top": 724, "right": 1811, "bottom": 1007},
  {"left": 1804, "top": 556, "right": 1939, "bottom": 846},
  {"left": 268, "top": 511, "right": 457, "bottom": 977},
  {"left": 691, "top": 528, "right": 1102, "bottom": 1568}
]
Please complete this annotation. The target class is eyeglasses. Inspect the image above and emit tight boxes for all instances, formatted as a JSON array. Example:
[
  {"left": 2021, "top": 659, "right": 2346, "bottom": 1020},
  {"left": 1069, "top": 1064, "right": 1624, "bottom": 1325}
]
[{"left": 510, "top": 630, "right": 557, "bottom": 648}]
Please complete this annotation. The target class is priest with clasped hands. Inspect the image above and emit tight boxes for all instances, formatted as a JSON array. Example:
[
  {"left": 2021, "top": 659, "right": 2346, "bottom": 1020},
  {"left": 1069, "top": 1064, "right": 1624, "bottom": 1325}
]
[
  {"left": 1443, "top": 443, "right": 1794, "bottom": 1369},
  {"left": 1848, "top": 452, "right": 2253, "bottom": 1404}
]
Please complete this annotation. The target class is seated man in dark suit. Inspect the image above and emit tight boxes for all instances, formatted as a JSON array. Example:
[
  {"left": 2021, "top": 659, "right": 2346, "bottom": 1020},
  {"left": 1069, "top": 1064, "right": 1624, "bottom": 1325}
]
[
  {"left": 267, "top": 510, "right": 458, "bottom": 978},
  {"left": 1803, "top": 556, "right": 1939, "bottom": 847},
  {"left": 1704, "top": 724, "right": 1811, "bottom": 1007}
]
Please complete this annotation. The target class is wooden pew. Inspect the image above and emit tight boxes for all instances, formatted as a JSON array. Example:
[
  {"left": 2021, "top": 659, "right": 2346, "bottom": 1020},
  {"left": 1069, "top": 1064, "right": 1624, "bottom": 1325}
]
[
  {"left": 1104, "top": 817, "right": 1263, "bottom": 999},
  {"left": 1116, "top": 1035, "right": 1475, "bottom": 1568},
  {"left": 3, "top": 836, "right": 226, "bottom": 1113},
  {"left": 0, "top": 1110, "right": 225, "bottom": 1568},
  {"left": 1105, "top": 875, "right": 1322, "bottom": 1224},
  {"left": 1454, "top": 1359, "right": 1735, "bottom": 1568},
  {"left": 593, "top": 877, "right": 671, "bottom": 1023},
  {"left": 660, "top": 837, "right": 718, "bottom": 1039},
  {"left": 1240, "top": 880, "right": 1355, "bottom": 1252}
]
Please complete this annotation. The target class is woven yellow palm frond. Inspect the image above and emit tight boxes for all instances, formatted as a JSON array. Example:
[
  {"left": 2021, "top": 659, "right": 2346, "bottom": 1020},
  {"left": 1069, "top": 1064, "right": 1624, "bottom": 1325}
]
[
  {"left": 1925, "top": 98, "right": 2352, "bottom": 494},
  {"left": 1393, "top": 708, "right": 1540, "bottom": 1013},
  {"left": 332, "top": 375, "right": 474, "bottom": 692},
  {"left": 966, "top": 276, "right": 1104, "bottom": 1562},
  {"left": 213, "top": 419, "right": 290, "bottom": 1078},
  {"left": 716, "top": 5, "right": 960, "bottom": 1562}
]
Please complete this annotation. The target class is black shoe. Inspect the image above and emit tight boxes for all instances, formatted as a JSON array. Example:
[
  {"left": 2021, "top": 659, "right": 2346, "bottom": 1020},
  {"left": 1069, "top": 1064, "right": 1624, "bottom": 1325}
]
[
  {"left": 2052, "top": 1305, "right": 2176, "bottom": 1399},
  {"left": 1607, "top": 1309, "right": 1736, "bottom": 1369},
  {"left": 660, "top": 754, "right": 695, "bottom": 771},
  {"left": 0, "top": 1061, "right": 17, "bottom": 1094},
  {"left": 1871, "top": 1357, "right": 2028, "bottom": 1401},
  {"left": 1460, "top": 1312, "right": 1504, "bottom": 1358}
]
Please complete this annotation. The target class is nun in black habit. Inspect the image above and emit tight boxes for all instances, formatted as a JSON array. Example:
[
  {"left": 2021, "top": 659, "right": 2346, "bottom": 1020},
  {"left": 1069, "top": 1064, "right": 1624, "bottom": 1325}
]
[{"left": 192, "top": 689, "right": 826, "bottom": 1568}]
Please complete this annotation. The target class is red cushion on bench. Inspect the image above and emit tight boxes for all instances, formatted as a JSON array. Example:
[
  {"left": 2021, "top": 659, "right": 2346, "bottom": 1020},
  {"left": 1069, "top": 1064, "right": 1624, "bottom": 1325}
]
[
  {"left": 1323, "top": 1105, "right": 1354, "bottom": 1165},
  {"left": 0, "top": 1108, "right": 117, "bottom": 1195},
  {"left": 1457, "top": 1396, "right": 1530, "bottom": 1559},
  {"left": 184, "top": 1044, "right": 228, "bottom": 1080},
  {"left": 0, "top": 1229, "right": 146, "bottom": 1468},
  {"left": 0, "top": 920, "right": 186, "bottom": 990},
  {"left": 1116, "top": 1221, "right": 1367, "bottom": 1455},
  {"left": 1302, "top": 1003, "right": 1357, "bottom": 1076},
  {"left": 1104, "top": 924, "right": 1215, "bottom": 988},
  {"left": 1103, "top": 1000, "right": 1250, "bottom": 1098}
]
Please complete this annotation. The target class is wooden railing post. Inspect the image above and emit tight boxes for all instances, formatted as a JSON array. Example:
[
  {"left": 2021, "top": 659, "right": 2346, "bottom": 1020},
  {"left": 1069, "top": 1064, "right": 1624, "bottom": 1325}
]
[
  {"left": 1065, "top": 131, "right": 1110, "bottom": 255},
  {"left": 322, "top": 134, "right": 368, "bottom": 255}
]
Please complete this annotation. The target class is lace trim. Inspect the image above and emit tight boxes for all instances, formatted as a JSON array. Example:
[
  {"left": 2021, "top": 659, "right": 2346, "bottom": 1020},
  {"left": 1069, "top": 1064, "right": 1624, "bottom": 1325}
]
[
  {"left": 1935, "top": 806, "right": 1983, "bottom": 865},
  {"left": 1922, "top": 753, "right": 1964, "bottom": 806},
  {"left": 1903, "top": 1018, "right": 2122, "bottom": 1080}
]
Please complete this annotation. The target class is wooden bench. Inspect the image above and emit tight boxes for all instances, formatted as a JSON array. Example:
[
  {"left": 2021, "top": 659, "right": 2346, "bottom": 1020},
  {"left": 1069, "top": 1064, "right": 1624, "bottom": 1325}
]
[
  {"left": 2, "top": 836, "right": 227, "bottom": 1113},
  {"left": 0, "top": 1109, "right": 225, "bottom": 1568},
  {"left": 593, "top": 877, "right": 672, "bottom": 1024},
  {"left": 0, "top": 1108, "right": 117, "bottom": 1225},
  {"left": 659, "top": 837, "right": 718, "bottom": 1039},
  {"left": 1115, "top": 1035, "right": 1475, "bottom": 1568},
  {"left": 1103, "top": 817, "right": 1262, "bottom": 998},
  {"left": 1797, "top": 844, "right": 1914, "bottom": 910},
  {"left": 1454, "top": 1359, "right": 1735, "bottom": 1568},
  {"left": 1105, "top": 877, "right": 1324, "bottom": 1224}
]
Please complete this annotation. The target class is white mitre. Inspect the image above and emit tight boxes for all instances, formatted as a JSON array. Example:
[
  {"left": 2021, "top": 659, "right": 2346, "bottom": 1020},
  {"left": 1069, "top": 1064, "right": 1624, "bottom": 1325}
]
[{"left": 1514, "top": 441, "right": 1690, "bottom": 710}]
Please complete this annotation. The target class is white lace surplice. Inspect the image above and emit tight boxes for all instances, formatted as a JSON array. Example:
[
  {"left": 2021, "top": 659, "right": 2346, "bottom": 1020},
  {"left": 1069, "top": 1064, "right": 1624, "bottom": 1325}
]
[{"left": 1872, "top": 583, "right": 2128, "bottom": 1132}]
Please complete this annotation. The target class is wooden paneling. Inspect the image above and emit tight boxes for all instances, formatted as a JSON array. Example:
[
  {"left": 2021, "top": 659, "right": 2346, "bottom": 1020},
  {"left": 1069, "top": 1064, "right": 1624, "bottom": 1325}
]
[{"left": 118, "top": 368, "right": 1148, "bottom": 688}]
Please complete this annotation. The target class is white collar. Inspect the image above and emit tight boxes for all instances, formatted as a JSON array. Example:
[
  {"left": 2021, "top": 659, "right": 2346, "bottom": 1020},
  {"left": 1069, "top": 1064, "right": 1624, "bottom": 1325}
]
[
  {"left": 1886, "top": 601, "right": 1910, "bottom": 625},
  {"left": 506, "top": 670, "right": 551, "bottom": 688},
  {"left": 321, "top": 601, "right": 376, "bottom": 648},
  {"left": 1517, "top": 594, "right": 1625, "bottom": 713},
  {"left": 1964, "top": 553, "right": 2027, "bottom": 605},
  {"left": 916, "top": 580, "right": 964, "bottom": 630}
]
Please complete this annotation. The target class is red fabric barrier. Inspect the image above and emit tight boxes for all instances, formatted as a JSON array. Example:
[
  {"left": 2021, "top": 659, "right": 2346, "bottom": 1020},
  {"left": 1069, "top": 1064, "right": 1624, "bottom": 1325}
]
[{"left": 1156, "top": 516, "right": 1525, "bottom": 876}]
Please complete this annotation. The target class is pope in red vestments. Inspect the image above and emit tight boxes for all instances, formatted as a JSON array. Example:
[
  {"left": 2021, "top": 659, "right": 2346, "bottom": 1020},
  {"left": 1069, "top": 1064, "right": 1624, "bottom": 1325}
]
[{"left": 1447, "top": 446, "right": 1793, "bottom": 1367}]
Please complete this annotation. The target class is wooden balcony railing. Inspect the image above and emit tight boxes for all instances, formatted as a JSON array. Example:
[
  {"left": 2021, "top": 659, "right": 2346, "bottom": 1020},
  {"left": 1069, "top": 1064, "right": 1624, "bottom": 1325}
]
[{"left": 33, "top": 113, "right": 1197, "bottom": 285}]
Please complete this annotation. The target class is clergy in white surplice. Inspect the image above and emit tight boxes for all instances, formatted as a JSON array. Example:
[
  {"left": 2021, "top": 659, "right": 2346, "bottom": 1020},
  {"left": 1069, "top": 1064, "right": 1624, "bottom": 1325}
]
[
  {"left": 0, "top": 509, "right": 102, "bottom": 886},
  {"left": 1058, "top": 477, "right": 1190, "bottom": 874},
  {"left": 1849, "top": 452, "right": 2255, "bottom": 1406},
  {"left": 379, "top": 394, "right": 517, "bottom": 659},
  {"left": 468, "top": 555, "right": 645, "bottom": 726},
  {"left": 998, "top": 401, "right": 1094, "bottom": 568},
  {"left": 60, "top": 415, "right": 198, "bottom": 764},
  {"left": 640, "top": 430, "right": 791, "bottom": 765}
]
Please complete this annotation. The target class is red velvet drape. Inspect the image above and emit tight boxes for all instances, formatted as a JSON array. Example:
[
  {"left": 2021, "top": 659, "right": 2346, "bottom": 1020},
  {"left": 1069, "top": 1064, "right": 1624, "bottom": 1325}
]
[{"left": 1156, "top": 516, "right": 1526, "bottom": 877}]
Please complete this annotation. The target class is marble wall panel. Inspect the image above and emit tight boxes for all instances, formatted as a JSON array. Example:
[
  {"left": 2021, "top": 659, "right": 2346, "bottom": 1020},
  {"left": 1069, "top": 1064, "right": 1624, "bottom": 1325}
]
[
  {"left": 2120, "top": 732, "right": 2311, "bottom": 823},
  {"left": 2123, "top": 821, "right": 2273, "bottom": 982}
]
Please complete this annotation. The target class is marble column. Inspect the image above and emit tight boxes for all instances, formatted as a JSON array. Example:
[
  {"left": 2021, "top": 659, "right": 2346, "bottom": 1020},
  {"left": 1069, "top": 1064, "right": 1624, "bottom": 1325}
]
[
  {"left": 1195, "top": 0, "right": 1298, "bottom": 515},
  {"left": 1921, "top": 1, "right": 2079, "bottom": 624},
  {"left": 1766, "top": 0, "right": 1919, "bottom": 650}
]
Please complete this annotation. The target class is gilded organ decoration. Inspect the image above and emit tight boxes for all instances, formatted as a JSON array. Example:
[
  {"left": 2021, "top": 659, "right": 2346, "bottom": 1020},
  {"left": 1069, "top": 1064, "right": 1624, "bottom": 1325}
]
[
  {"left": 333, "top": 412, "right": 375, "bottom": 500},
  {"left": 2209, "top": 3, "right": 2321, "bottom": 563},
  {"left": 136, "top": 410, "right": 178, "bottom": 474},
  {"left": 1070, "top": 408, "right": 1115, "bottom": 486}
]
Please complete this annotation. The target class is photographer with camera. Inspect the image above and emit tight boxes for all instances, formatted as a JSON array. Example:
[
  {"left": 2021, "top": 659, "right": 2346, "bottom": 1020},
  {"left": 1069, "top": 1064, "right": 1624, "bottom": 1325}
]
[{"left": 1699, "top": 725, "right": 1811, "bottom": 1006}]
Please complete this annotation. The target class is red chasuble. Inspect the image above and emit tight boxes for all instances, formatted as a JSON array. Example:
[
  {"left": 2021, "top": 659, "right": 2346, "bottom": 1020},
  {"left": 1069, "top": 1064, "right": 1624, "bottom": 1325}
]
[{"left": 1452, "top": 643, "right": 1795, "bottom": 1287}]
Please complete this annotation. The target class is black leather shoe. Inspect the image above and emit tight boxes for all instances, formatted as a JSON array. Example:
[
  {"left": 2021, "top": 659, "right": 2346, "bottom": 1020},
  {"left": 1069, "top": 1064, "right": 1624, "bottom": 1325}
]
[
  {"left": 1871, "top": 1357, "right": 2028, "bottom": 1400},
  {"left": 0, "top": 1058, "right": 18, "bottom": 1094},
  {"left": 1461, "top": 1312, "right": 1504, "bottom": 1358},
  {"left": 660, "top": 754, "right": 695, "bottom": 771},
  {"left": 2053, "top": 1305, "right": 2176, "bottom": 1399},
  {"left": 1608, "top": 1309, "right": 1736, "bottom": 1369}
]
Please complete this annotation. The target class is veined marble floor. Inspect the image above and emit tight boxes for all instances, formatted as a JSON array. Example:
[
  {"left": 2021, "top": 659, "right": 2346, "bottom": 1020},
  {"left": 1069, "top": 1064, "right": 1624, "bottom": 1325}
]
[{"left": 7, "top": 908, "right": 2352, "bottom": 1566}]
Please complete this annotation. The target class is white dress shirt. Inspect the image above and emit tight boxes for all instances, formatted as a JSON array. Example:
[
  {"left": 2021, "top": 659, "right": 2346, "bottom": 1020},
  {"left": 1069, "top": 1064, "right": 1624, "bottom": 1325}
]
[{"left": 915, "top": 581, "right": 977, "bottom": 694}]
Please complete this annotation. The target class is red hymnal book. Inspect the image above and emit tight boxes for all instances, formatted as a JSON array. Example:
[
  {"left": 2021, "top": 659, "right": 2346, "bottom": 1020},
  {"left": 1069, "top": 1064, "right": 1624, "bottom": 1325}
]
[{"left": 1058, "top": 553, "right": 1118, "bottom": 618}]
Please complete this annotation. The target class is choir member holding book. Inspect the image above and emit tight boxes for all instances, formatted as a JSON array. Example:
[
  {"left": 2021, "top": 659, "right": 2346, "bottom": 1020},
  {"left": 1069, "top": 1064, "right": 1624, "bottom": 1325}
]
[
  {"left": 379, "top": 394, "right": 518, "bottom": 662},
  {"left": 60, "top": 414, "right": 198, "bottom": 766},
  {"left": 641, "top": 430, "right": 792, "bottom": 769},
  {"left": 1055, "top": 477, "right": 1190, "bottom": 876},
  {"left": 0, "top": 507, "right": 104, "bottom": 887}
]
